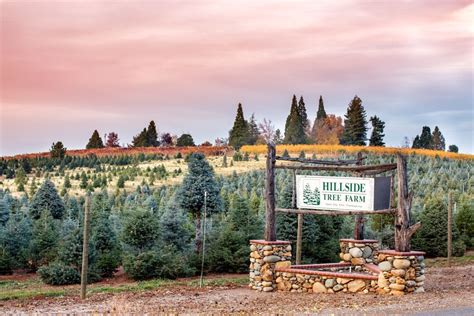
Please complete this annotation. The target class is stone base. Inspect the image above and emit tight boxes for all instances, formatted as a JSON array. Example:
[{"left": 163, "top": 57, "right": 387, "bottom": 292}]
[
  {"left": 339, "top": 239, "right": 379, "bottom": 267},
  {"left": 376, "top": 250, "right": 426, "bottom": 295},
  {"left": 249, "top": 240, "right": 292, "bottom": 292}
]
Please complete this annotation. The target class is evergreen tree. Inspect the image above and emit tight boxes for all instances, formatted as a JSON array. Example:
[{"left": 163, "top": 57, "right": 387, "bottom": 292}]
[
  {"left": 247, "top": 114, "right": 260, "bottom": 145},
  {"left": 63, "top": 174, "right": 71, "bottom": 189},
  {"left": 448, "top": 145, "right": 459, "bottom": 153},
  {"left": 177, "top": 153, "right": 222, "bottom": 253},
  {"left": 412, "top": 135, "right": 421, "bottom": 149},
  {"left": 418, "top": 126, "right": 433, "bottom": 149},
  {"left": 274, "top": 129, "right": 283, "bottom": 144},
  {"left": 30, "top": 212, "right": 60, "bottom": 269},
  {"left": 432, "top": 126, "right": 445, "bottom": 151},
  {"left": 455, "top": 195, "right": 474, "bottom": 248},
  {"left": 117, "top": 175, "right": 125, "bottom": 188},
  {"left": 316, "top": 95, "right": 327, "bottom": 121},
  {"left": 369, "top": 115, "right": 385, "bottom": 146},
  {"left": 121, "top": 209, "right": 160, "bottom": 253},
  {"left": 30, "top": 179, "right": 65, "bottom": 219},
  {"left": 340, "top": 96, "right": 368, "bottom": 145},
  {"left": 176, "top": 134, "right": 195, "bottom": 147},
  {"left": 86, "top": 130, "right": 105, "bottom": 149},
  {"left": 91, "top": 214, "right": 121, "bottom": 277},
  {"left": 50, "top": 141, "right": 66, "bottom": 159},
  {"left": 297, "top": 96, "right": 309, "bottom": 132},
  {"left": 228, "top": 103, "right": 250, "bottom": 149},
  {"left": 146, "top": 121, "right": 159, "bottom": 147},
  {"left": 105, "top": 132, "right": 120, "bottom": 147},
  {"left": 284, "top": 95, "right": 306, "bottom": 144},
  {"left": 0, "top": 208, "right": 32, "bottom": 270},
  {"left": 0, "top": 198, "right": 8, "bottom": 225},
  {"left": 132, "top": 128, "right": 148, "bottom": 147},
  {"left": 15, "top": 167, "right": 27, "bottom": 191}
]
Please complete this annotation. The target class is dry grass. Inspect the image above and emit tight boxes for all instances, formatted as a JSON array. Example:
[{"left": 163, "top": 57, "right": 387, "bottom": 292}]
[{"left": 241, "top": 144, "right": 474, "bottom": 160}]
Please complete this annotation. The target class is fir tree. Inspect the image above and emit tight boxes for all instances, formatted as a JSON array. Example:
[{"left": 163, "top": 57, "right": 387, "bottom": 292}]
[
  {"left": 132, "top": 128, "right": 148, "bottom": 147},
  {"left": 284, "top": 95, "right": 306, "bottom": 144},
  {"left": 274, "top": 129, "right": 283, "bottom": 144},
  {"left": 432, "top": 126, "right": 445, "bottom": 151},
  {"left": 316, "top": 95, "right": 327, "bottom": 121},
  {"left": 247, "top": 114, "right": 260, "bottom": 145},
  {"left": 412, "top": 135, "right": 421, "bottom": 149},
  {"left": 177, "top": 153, "right": 222, "bottom": 253},
  {"left": 30, "top": 180, "right": 65, "bottom": 219},
  {"left": 229, "top": 103, "right": 250, "bottom": 149},
  {"left": 297, "top": 96, "right": 309, "bottom": 131},
  {"left": 30, "top": 212, "right": 60, "bottom": 269},
  {"left": 121, "top": 209, "right": 160, "bottom": 253},
  {"left": 105, "top": 132, "right": 120, "bottom": 147},
  {"left": 63, "top": 174, "right": 71, "bottom": 189},
  {"left": 369, "top": 115, "right": 385, "bottom": 146},
  {"left": 50, "top": 141, "right": 66, "bottom": 159},
  {"left": 146, "top": 121, "right": 159, "bottom": 147},
  {"left": 340, "top": 96, "right": 368, "bottom": 146},
  {"left": 86, "top": 130, "right": 105, "bottom": 149}
]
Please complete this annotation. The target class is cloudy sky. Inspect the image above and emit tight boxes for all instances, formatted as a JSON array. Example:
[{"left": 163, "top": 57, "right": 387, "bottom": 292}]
[{"left": 1, "top": 0, "right": 472, "bottom": 155}]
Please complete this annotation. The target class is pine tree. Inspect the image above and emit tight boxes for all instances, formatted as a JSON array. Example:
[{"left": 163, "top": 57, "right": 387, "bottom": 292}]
[
  {"left": 176, "top": 134, "right": 195, "bottom": 147},
  {"left": 30, "top": 179, "right": 65, "bottom": 219},
  {"left": 146, "top": 121, "right": 159, "bottom": 147},
  {"left": 432, "top": 126, "right": 445, "bottom": 151},
  {"left": 0, "top": 198, "right": 8, "bottom": 225},
  {"left": 177, "top": 153, "right": 222, "bottom": 253},
  {"left": 105, "top": 132, "right": 120, "bottom": 147},
  {"left": 369, "top": 115, "right": 385, "bottom": 146},
  {"left": 50, "top": 141, "right": 66, "bottom": 159},
  {"left": 91, "top": 213, "right": 121, "bottom": 277},
  {"left": 303, "top": 184, "right": 312, "bottom": 204},
  {"left": 86, "top": 130, "right": 105, "bottom": 149},
  {"left": 229, "top": 103, "right": 250, "bottom": 149},
  {"left": 274, "top": 129, "right": 283, "bottom": 144},
  {"left": 418, "top": 126, "right": 433, "bottom": 149},
  {"left": 412, "top": 135, "right": 421, "bottom": 148},
  {"left": 132, "top": 128, "right": 148, "bottom": 147},
  {"left": 298, "top": 96, "right": 309, "bottom": 132},
  {"left": 30, "top": 212, "right": 60, "bottom": 269},
  {"left": 63, "top": 174, "right": 71, "bottom": 189},
  {"left": 121, "top": 209, "right": 160, "bottom": 253},
  {"left": 340, "top": 96, "right": 368, "bottom": 145},
  {"left": 284, "top": 95, "right": 306, "bottom": 144},
  {"left": 316, "top": 95, "right": 327, "bottom": 121},
  {"left": 247, "top": 114, "right": 259, "bottom": 145}
]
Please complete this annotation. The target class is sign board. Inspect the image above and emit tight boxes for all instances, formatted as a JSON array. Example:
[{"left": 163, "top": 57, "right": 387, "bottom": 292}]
[{"left": 296, "top": 175, "right": 391, "bottom": 211}]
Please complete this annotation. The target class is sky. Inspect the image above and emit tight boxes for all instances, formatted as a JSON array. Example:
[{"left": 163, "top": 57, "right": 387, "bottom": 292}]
[{"left": 1, "top": 0, "right": 473, "bottom": 155}]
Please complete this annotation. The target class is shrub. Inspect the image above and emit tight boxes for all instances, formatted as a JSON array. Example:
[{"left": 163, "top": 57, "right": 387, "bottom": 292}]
[
  {"left": 123, "top": 251, "right": 161, "bottom": 280},
  {"left": 37, "top": 262, "right": 80, "bottom": 285}
]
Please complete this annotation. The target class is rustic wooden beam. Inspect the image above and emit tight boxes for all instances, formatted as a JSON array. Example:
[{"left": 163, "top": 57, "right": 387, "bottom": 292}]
[
  {"left": 447, "top": 191, "right": 453, "bottom": 266},
  {"left": 276, "top": 208, "right": 396, "bottom": 216},
  {"left": 394, "top": 154, "right": 421, "bottom": 252},
  {"left": 265, "top": 143, "right": 277, "bottom": 241},
  {"left": 275, "top": 156, "right": 365, "bottom": 166},
  {"left": 296, "top": 213, "right": 303, "bottom": 265},
  {"left": 354, "top": 152, "right": 365, "bottom": 239},
  {"left": 275, "top": 163, "right": 397, "bottom": 174}
]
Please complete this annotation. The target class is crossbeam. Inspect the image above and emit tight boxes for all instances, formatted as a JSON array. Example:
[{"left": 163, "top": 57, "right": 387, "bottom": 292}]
[
  {"left": 275, "top": 163, "right": 397, "bottom": 174},
  {"left": 276, "top": 207, "right": 396, "bottom": 216}
]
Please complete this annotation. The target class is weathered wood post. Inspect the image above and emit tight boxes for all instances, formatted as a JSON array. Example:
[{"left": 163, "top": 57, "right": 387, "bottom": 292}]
[
  {"left": 265, "top": 143, "right": 276, "bottom": 241},
  {"left": 80, "top": 193, "right": 91, "bottom": 300},
  {"left": 447, "top": 191, "right": 453, "bottom": 266},
  {"left": 292, "top": 169, "right": 303, "bottom": 264},
  {"left": 394, "top": 154, "right": 421, "bottom": 251},
  {"left": 354, "top": 152, "right": 365, "bottom": 240}
]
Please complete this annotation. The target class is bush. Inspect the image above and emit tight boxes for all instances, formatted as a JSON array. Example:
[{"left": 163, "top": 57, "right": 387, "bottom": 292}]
[
  {"left": 37, "top": 262, "right": 80, "bottom": 285},
  {"left": 123, "top": 251, "right": 161, "bottom": 280},
  {"left": 0, "top": 251, "right": 13, "bottom": 275}
]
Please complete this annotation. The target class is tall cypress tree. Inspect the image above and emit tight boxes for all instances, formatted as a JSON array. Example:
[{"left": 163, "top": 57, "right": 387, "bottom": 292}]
[
  {"left": 369, "top": 115, "right": 385, "bottom": 146},
  {"left": 146, "top": 121, "right": 159, "bottom": 147},
  {"left": 284, "top": 95, "right": 306, "bottom": 144},
  {"left": 229, "top": 103, "right": 250, "bottom": 150},
  {"left": 298, "top": 96, "right": 309, "bottom": 131},
  {"left": 340, "top": 95, "right": 368, "bottom": 145},
  {"left": 432, "top": 126, "right": 445, "bottom": 151},
  {"left": 86, "top": 130, "right": 104, "bottom": 149}
]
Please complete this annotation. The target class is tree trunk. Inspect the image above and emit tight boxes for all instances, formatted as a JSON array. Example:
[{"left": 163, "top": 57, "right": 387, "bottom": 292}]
[
  {"left": 265, "top": 143, "right": 276, "bottom": 241},
  {"left": 394, "top": 154, "right": 421, "bottom": 252},
  {"left": 195, "top": 210, "right": 202, "bottom": 253}
]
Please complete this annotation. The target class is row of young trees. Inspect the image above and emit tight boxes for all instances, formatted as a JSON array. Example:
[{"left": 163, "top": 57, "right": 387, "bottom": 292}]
[
  {"left": 1, "top": 151, "right": 472, "bottom": 282},
  {"left": 228, "top": 95, "right": 386, "bottom": 149}
]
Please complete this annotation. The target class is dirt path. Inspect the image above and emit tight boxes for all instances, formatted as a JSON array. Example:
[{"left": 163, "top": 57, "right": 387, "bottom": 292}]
[{"left": 2, "top": 265, "right": 473, "bottom": 315}]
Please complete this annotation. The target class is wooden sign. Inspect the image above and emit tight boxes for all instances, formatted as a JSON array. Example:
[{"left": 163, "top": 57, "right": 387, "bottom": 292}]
[{"left": 296, "top": 175, "right": 390, "bottom": 211}]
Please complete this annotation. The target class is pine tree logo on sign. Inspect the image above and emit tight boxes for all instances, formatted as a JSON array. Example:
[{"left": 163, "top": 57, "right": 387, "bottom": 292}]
[{"left": 303, "top": 183, "right": 320, "bottom": 206}]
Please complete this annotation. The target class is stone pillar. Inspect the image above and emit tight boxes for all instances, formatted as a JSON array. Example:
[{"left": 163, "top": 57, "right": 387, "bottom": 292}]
[
  {"left": 339, "top": 239, "right": 379, "bottom": 269},
  {"left": 249, "top": 240, "right": 292, "bottom": 292},
  {"left": 376, "top": 250, "right": 426, "bottom": 295}
]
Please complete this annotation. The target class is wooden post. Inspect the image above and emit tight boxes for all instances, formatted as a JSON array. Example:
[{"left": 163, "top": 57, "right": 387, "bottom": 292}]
[
  {"left": 265, "top": 143, "right": 277, "bottom": 241},
  {"left": 291, "top": 169, "right": 296, "bottom": 209},
  {"left": 354, "top": 152, "right": 365, "bottom": 240},
  {"left": 447, "top": 191, "right": 453, "bottom": 266},
  {"left": 394, "top": 154, "right": 421, "bottom": 252},
  {"left": 296, "top": 213, "right": 303, "bottom": 264},
  {"left": 80, "top": 194, "right": 91, "bottom": 300}
]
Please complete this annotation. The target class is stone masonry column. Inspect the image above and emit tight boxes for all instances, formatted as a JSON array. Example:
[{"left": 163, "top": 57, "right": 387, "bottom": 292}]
[
  {"left": 376, "top": 250, "right": 426, "bottom": 295},
  {"left": 249, "top": 240, "right": 292, "bottom": 292},
  {"left": 339, "top": 239, "right": 379, "bottom": 270}
]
